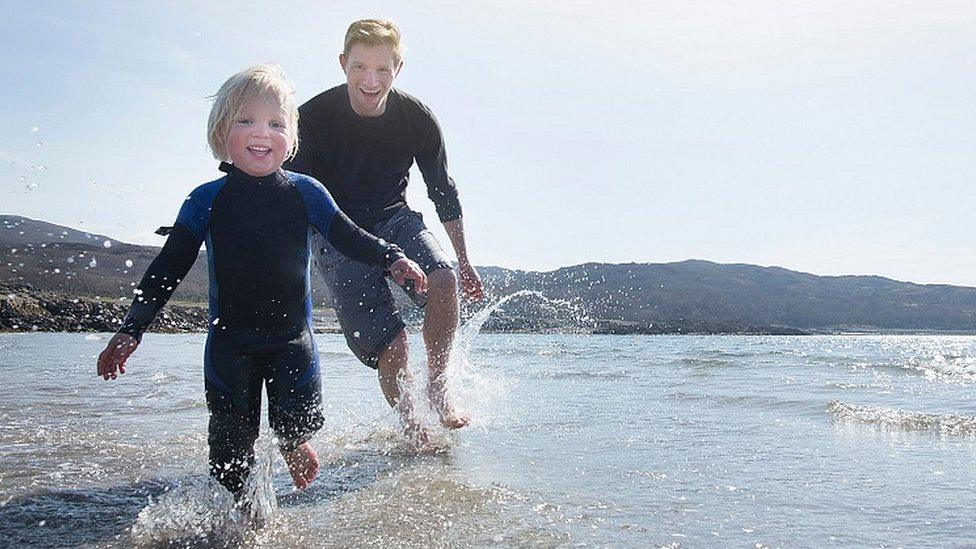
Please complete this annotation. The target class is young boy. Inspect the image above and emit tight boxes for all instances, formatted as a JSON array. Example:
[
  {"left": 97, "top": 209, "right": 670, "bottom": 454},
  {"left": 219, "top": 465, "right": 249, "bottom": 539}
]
[{"left": 96, "top": 64, "right": 427, "bottom": 498}]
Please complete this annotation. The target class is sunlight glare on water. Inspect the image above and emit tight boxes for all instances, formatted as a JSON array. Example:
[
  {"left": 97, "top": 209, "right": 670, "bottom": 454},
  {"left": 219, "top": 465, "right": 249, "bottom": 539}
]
[{"left": 1, "top": 320, "right": 975, "bottom": 546}]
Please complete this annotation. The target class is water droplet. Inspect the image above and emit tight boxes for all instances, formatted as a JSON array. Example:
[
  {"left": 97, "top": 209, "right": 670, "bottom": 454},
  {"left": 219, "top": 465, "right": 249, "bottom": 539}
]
[
  {"left": 89, "top": 179, "right": 97, "bottom": 187},
  {"left": 353, "top": 331, "right": 360, "bottom": 338},
  {"left": 35, "top": 142, "right": 43, "bottom": 148},
  {"left": 103, "top": 240, "right": 112, "bottom": 248},
  {"left": 89, "top": 258, "right": 97, "bottom": 268},
  {"left": 66, "top": 256, "right": 75, "bottom": 263},
  {"left": 212, "top": 318, "right": 220, "bottom": 325},
  {"left": 30, "top": 126, "right": 39, "bottom": 134},
  {"left": 125, "top": 259, "right": 133, "bottom": 268}
]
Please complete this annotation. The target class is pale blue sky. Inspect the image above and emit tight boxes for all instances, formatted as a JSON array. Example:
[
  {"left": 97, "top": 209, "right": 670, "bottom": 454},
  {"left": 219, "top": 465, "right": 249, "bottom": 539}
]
[{"left": 2, "top": 1, "right": 974, "bottom": 285}]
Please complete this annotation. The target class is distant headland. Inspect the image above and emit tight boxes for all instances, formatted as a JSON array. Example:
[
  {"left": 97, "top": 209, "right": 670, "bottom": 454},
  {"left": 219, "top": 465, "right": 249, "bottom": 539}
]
[{"left": 3, "top": 215, "right": 975, "bottom": 336}]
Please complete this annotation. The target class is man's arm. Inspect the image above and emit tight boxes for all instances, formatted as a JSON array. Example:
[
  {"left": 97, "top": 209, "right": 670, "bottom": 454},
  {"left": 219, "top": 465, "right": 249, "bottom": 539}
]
[
  {"left": 415, "top": 111, "right": 484, "bottom": 301},
  {"left": 443, "top": 218, "right": 484, "bottom": 301}
]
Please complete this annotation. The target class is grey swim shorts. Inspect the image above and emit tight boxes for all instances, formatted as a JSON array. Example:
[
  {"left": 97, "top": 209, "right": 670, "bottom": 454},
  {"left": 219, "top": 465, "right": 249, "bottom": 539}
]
[{"left": 314, "top": 208, "right": 453, "bottom": 368}]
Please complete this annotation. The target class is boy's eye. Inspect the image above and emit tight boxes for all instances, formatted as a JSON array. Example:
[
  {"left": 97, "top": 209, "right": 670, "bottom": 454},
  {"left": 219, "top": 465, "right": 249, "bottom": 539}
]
[
  {"left": 236, "top": 118, "right": 253, "bottom": 125},
  {"left": 270, "top": 121, "right": 285, "bottom": 129}
]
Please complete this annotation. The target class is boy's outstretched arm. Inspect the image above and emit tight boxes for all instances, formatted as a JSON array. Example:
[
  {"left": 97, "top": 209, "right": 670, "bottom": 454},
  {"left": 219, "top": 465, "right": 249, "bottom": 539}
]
[
  {"left": 95, "top": 224, "right": 203, "bottom": 380},
  {"left": 326, "top": 210, "right": 427, "bottom": 293}
]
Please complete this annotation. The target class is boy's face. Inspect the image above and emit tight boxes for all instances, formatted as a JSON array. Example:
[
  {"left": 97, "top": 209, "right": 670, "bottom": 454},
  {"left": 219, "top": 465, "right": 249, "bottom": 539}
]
[
  {"left": 226, "top": 97, "right": 290, "bottom": 177},
  {"left": 340, "top": 42, "right": 402, "bottom": 117}
]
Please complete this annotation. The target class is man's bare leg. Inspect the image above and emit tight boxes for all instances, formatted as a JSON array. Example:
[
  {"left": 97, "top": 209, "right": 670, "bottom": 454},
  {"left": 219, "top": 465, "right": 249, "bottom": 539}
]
[
  {"left": 377, "top": 330, "right": 432, "bottom": 443},
  {"left": 423, "top": 268, "right": 469, "bottom": 428}
]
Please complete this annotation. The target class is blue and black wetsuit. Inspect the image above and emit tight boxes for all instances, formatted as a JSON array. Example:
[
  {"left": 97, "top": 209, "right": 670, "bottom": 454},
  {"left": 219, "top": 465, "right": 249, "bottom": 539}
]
[{"left": 117, "top": 162, "right": 405, "bottom": 495}]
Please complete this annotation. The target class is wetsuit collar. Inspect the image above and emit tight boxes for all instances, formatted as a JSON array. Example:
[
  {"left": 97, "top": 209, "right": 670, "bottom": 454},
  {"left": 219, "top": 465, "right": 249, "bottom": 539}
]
[{"left": 218, "top": 162, "right": 284, "bottom": 184}]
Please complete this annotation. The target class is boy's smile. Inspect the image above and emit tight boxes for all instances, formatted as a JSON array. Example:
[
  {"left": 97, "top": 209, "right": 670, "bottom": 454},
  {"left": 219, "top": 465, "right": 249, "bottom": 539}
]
[{"left": 226, "top": 98, "right": 290, "bottom": 177}]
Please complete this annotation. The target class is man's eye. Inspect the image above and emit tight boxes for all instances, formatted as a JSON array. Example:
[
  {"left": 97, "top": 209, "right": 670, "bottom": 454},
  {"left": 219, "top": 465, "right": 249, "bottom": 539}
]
[{"left": 379, "top": 68, "right": 390, "bottom": 73}]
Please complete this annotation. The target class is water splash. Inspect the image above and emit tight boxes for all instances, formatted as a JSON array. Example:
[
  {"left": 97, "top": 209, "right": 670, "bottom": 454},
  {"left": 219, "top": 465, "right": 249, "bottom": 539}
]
[
  {"left": 458, "top": 290, "right": 541, "bottom": 345},
  {"left": 459, "top": 290, "right": 591, "bottom": 341},
  {"left": 435, "top": 291, "right": 556, "bottom": 430},
  {"left": 130, "top": 478, "right": 240, "bottom": 544},
  {"left": 130, "top": 437, "right": 281, "bottom": 544},
  {"left": 242, "top": 437, "right": 279, "bottom": 524}
]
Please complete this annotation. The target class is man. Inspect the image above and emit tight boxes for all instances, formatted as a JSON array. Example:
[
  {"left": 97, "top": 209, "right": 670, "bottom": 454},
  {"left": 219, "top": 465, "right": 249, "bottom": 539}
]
[{"left": 285, "top": 18, "right": 484, "bottom": 434}]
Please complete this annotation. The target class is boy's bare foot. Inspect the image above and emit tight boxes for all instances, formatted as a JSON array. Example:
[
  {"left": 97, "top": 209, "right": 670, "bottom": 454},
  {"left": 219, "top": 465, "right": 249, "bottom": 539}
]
[
  {"left": 427, "top": 379, "right": 470, "bottom": 429},
  {"left": 280, "top": 442, "right": 319, "bottom": 490}
]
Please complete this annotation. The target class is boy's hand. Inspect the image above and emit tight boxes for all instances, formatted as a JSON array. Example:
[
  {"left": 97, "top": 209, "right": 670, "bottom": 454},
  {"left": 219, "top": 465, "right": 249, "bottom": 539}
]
[
  {"left": 390, "top": 258, "right": 427, "bottom": 294},
  {"left": 97, "top": 333, "right": 139, "bottom": 380}
]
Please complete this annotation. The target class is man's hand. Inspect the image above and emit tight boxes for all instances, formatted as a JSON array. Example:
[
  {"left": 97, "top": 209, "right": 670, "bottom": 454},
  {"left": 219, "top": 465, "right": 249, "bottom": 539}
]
[
  {"left": 390, "top": 258, "right": 428, "bottom": 294},
  {"left": 97, "top": 333, "right": 138, "bottom": 381},
  {"left": 458, "top": 262, "right": 484, "bottom": 301}
]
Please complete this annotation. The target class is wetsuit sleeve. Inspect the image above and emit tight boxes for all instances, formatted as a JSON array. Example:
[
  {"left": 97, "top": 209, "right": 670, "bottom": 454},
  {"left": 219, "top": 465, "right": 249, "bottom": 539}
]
[
  {"left": 117, "top": 182, "right": 217, "bottom": 341},
  {"left": 416, "top": 112, "right": 463, "bottom": 222},
  {"left": 292, "top": 174, "right": 406, "bottom": 269},
  {"left": 326, "top": 211, "right": 407, "bottom": 269},
  {"left": 117, "top": 223, "right": 203, "bottom": 342}
]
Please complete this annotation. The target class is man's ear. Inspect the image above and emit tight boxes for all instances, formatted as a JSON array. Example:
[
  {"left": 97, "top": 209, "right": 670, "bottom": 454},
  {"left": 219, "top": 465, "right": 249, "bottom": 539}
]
[{"left": 339, "top": 53, "right": 347, "bottom": 73}]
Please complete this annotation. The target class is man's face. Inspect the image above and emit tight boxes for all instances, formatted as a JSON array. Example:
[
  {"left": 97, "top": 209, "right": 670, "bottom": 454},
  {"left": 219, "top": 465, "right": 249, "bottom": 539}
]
[{"left": 340, "top": 42, "right": 402, "bottom": 117}]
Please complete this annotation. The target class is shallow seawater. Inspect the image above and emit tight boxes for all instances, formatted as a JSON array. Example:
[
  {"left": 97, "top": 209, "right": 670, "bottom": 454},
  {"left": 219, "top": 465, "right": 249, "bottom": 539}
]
[{"left": 1, "top": 328, "right": 975, "bottom": 547}]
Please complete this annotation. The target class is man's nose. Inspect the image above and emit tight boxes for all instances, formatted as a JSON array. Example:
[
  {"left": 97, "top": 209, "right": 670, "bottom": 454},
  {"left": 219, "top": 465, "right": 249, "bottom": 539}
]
[{"left": 363, "top": 71, "right": 379, "bottom": 86}]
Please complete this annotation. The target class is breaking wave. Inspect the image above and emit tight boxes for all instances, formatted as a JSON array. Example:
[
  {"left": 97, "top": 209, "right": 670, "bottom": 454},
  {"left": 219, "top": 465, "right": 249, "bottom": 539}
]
[{"left": 827, "top": 401, "right": 976, "bottom": 436}]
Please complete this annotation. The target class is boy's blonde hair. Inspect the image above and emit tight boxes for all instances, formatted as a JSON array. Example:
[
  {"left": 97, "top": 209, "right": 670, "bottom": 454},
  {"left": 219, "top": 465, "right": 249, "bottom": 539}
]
[
  {"left": 207, "top": 63, "right": 299, "bottom": 162},
  {"left": 343, "top": 18, "right": 405, "bottom": 65}
]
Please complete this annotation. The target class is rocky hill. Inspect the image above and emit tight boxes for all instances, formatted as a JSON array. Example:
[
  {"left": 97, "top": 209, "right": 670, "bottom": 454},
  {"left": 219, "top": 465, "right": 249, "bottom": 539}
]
[{"left": 4, "top": 214, "right": 976, "bottom": 334}]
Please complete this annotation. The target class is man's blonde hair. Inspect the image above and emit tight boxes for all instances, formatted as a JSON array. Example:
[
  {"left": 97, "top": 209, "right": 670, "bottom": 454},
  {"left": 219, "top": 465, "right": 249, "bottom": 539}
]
[
  {"left": 343, "top": 18, "right": 405, "bottom": 65},
  {"left": 207, "top": 63, "right": 299, "bottom": 162}
]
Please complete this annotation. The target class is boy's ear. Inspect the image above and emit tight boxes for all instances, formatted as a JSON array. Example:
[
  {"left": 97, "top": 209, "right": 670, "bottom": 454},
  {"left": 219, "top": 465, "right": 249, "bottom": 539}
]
[{"left": 339, "top": 53, "right": 347, "bottom": 73}]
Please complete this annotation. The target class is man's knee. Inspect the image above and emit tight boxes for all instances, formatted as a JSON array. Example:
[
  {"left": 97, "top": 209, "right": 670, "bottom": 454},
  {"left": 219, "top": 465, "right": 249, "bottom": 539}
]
[
  {"left": 427, "top": 268, "right": 457, "bottom": 299},
  {"left": 378, "top": 329, "right": 408, "bottom": 366}
]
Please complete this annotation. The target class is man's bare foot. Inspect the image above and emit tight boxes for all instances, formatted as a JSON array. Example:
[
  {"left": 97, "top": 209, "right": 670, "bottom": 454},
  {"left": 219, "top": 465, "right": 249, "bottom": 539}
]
[
  {"left": 404, "top": 421, "right": 439, "bottom": 453},
  {"left": 280, "top": 442, "right": 319, "bottom": 490},
  {"left": 427, "top": 379, "right": 470, "bottom": 429}
]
